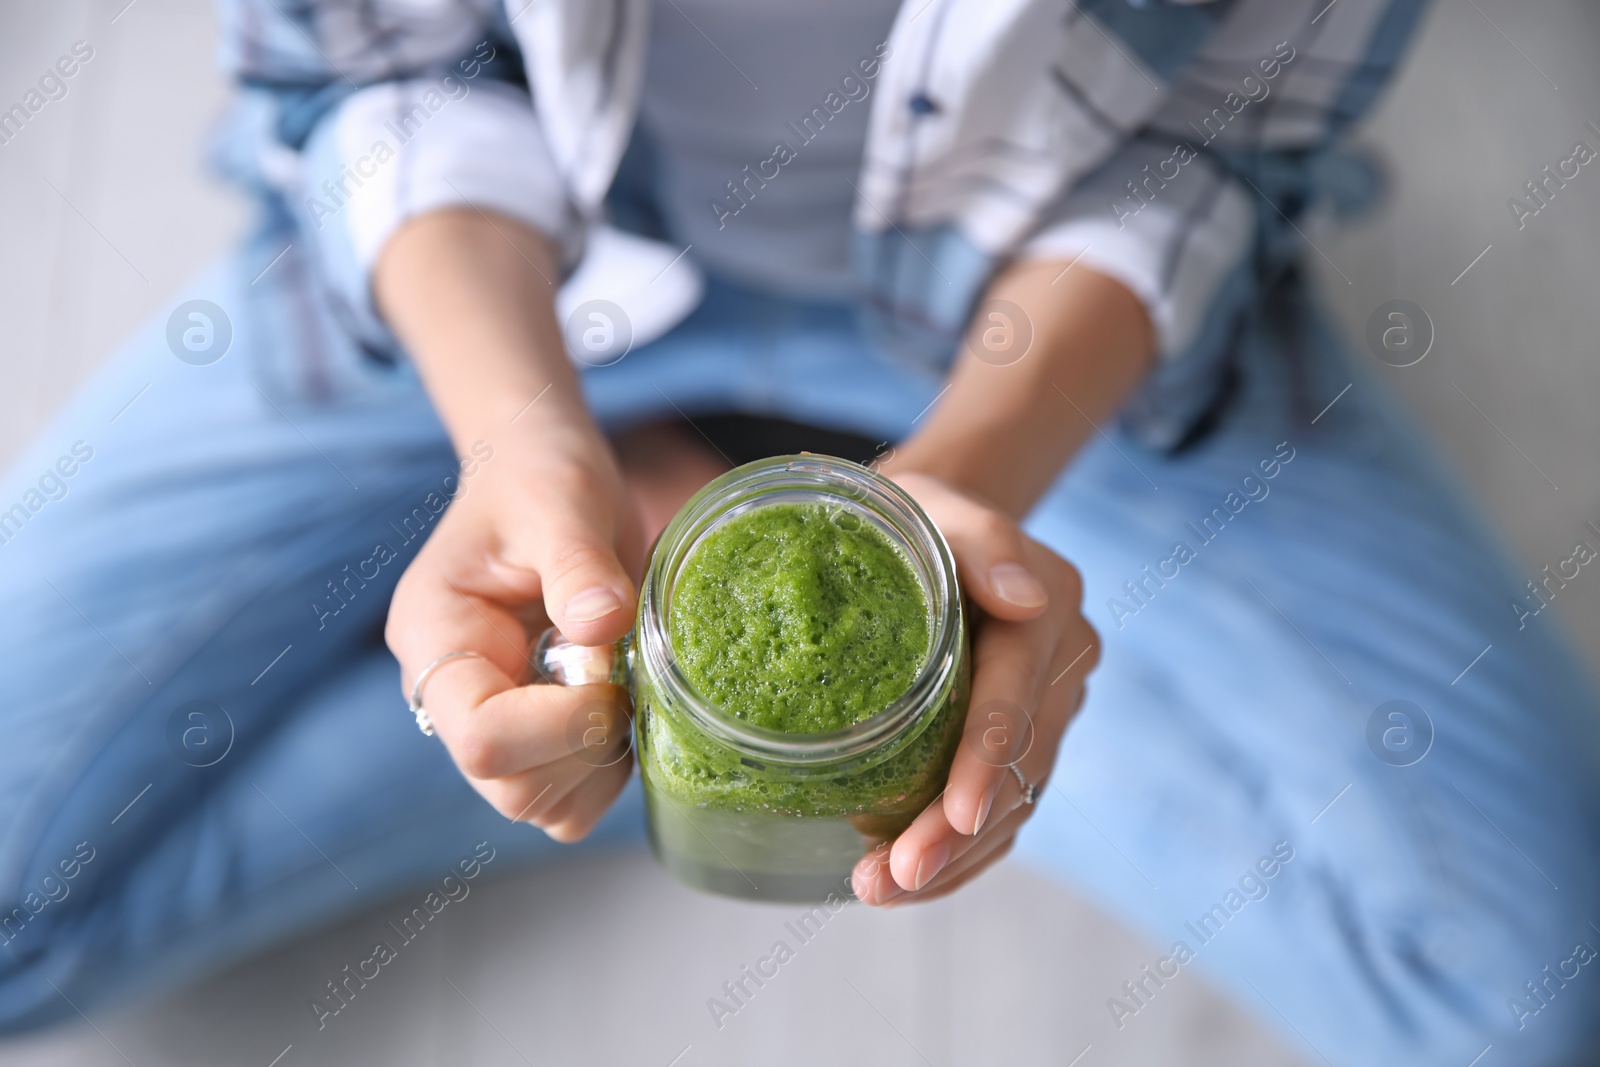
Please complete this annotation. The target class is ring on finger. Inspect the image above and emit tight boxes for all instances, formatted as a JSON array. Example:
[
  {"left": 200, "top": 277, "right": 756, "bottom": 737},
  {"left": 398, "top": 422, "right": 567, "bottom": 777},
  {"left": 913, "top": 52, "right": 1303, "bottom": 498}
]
[
  {"left": 407, "top": 650, "right": 487, "bottom": 736},
  {"left": 1009, "top": 762, "right": 1040, "bottom": 807}
]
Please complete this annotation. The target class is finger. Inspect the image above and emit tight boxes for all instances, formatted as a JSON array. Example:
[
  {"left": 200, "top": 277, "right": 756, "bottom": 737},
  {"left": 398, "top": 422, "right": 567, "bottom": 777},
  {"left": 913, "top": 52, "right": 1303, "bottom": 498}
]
[
  {"left": 941, "top": 609, "right": 1056, "bottom": 835},
  {"left": 884, "top": 835, "right": 1017, "bottom": 908},
  {"left": 514, "top": 469, "right": 640, "bottom": 647},
  {"left": 536, "top": 756, "right": 634, "bottom": 843},
  {"left": 851, "top": 842, "right": 898, "bottom": 904},
  {"left": 865, "top": 711, "right": 1061, "bottom": 906},
  {"left": 388, "top": 545, "right": 536, "bottom": 713},
  {"left": 471, "top": 749, "right": 614, "bottom": 824},
  {"left": 891, "top": 768, "right": 1023, "bottom": 894},
  {"left": 946, "top": 587, "right": 1099, "bottom": 836},
  {"left": 889, "top": 473, "right": 1059, "bottom": 621},
  {"left": 853, "top": 782, "right": 1033, "bottom": 907},
  {"left": 438, "top": 682, "right": 632, "bottom": 781}
]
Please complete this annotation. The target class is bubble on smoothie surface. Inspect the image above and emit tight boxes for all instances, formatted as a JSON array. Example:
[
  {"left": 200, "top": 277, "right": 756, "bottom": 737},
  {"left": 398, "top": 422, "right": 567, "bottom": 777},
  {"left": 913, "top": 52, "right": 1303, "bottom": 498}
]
[{"left": 667, "top": 502, "right": 930, "bottom": 734}]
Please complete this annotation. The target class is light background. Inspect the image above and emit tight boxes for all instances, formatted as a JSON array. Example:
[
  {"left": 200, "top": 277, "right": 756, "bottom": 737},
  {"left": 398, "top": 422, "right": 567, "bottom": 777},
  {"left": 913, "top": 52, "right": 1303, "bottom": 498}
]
[{"left": 0, "top": 1, "right": 1594, "bottom": 1064}]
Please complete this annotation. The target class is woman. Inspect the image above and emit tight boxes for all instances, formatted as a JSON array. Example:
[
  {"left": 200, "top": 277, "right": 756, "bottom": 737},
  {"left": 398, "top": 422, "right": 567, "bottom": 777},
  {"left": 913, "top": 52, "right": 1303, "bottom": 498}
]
[{"left": 1, "top": 0, "right": 1596, "bottom": 1063}]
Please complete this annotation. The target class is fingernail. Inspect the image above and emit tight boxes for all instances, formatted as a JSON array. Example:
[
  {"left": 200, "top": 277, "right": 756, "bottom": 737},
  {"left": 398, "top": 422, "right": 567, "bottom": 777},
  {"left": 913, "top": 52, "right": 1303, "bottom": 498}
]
[
  {"left": 564, "top": 586, "right": 622, "bottom": 623},
  {"left": 973, "top": 781, "right": 999, "bottom": 835},
  {"left": 989, "top": 562, "right": 1047, "bottom": 608},
  {"left": 914, "top": 842, "right": 952, "bottom": 891},
  {"left": 852, "top": 858, "right": 902, "bottom": 905}
]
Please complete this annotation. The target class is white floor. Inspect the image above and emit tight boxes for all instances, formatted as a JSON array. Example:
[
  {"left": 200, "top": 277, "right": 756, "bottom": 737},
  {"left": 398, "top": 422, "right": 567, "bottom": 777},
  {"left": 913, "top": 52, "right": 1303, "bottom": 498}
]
[
  {"left": 1, "top": 1, "right": 1596, "bottom": 1064},
  {"left": 0, "top": 853, "right": 1308, "bottom": 1067}
]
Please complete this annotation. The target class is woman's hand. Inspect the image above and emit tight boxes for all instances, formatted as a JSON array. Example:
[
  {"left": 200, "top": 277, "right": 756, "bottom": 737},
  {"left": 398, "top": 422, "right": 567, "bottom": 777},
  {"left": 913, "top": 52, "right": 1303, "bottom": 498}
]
[
  {"left": 849, "top": 256, "right": 1147, "bottom": 904},
  {"left": 850, "top": 472, "right": 1099, "bottom": 906},
  {"left": 385, "top": 431, "right": 646, "bottom": 842},
  {"left": 376, "top": 207, "right": 652, "bottom": 842}
]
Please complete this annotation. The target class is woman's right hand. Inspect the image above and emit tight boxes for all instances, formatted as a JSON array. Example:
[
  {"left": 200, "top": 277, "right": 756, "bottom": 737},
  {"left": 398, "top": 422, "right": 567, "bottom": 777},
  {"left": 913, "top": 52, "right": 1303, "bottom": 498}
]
[
  {"left": 372, "top": 206, "right": 652, "bottom": 842},
  {"left": 385, "top": 428, "right": 647, "bottom": 841}
]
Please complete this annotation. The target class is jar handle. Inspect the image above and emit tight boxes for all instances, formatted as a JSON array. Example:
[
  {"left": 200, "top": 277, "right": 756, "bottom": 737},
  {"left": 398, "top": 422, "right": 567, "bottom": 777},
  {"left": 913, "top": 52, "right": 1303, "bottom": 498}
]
[{"left": 533, "top": 627, "right": 630, "bottom": 687}]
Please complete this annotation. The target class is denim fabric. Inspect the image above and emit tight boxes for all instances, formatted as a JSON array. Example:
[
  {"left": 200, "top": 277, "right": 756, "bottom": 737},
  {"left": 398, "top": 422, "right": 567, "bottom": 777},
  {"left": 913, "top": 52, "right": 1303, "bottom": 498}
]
[{"left": 0, "top": 258, "right": 1596, "bottom": 1065}]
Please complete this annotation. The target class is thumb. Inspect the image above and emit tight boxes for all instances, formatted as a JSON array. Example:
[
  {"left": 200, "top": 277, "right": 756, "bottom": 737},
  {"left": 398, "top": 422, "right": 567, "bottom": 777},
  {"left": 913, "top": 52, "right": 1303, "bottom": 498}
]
[{"left": 530, "top": 508, "right": 639, "bottom": 648}]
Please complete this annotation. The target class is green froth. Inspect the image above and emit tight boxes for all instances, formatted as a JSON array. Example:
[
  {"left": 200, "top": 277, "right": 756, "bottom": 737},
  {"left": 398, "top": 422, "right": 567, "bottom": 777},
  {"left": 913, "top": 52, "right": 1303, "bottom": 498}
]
[{"left": 666, "top": 502, "right": 930, "bottom": 734}]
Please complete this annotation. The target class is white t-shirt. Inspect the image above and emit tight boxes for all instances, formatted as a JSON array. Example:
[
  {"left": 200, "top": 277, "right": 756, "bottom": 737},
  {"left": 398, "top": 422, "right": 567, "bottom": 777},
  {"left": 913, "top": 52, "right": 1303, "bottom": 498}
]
[{"left": 639, "top": 0, "right": 901, "bottom": 300}]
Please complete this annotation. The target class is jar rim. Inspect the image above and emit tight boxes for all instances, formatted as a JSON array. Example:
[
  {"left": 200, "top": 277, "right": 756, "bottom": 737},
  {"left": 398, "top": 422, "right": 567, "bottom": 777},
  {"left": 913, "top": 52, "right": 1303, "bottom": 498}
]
[{"left": 637, "top": 454, "right": 962, "bottom": 767}]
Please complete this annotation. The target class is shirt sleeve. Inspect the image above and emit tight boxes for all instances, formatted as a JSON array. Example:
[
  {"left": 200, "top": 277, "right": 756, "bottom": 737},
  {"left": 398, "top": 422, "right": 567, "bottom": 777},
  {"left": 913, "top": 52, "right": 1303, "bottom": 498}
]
[
  {"left": 1015, "top": 0, "right": 1418, "bottom": 448},
  {"left": 1019, "top": 137, "right": 1255, "bottom": 365},
  {"left": 298, "top": 78, "right": 573, "bottom": 348},
  {"left": 214, "top": 0, "right": 577, "bottom": 351}
]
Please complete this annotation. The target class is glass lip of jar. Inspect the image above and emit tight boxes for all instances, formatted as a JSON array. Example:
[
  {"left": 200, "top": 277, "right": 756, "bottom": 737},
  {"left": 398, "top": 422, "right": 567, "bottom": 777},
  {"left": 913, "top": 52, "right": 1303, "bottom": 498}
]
[{"left": 637, "top": 453, "right": 962, "bottom": 768}]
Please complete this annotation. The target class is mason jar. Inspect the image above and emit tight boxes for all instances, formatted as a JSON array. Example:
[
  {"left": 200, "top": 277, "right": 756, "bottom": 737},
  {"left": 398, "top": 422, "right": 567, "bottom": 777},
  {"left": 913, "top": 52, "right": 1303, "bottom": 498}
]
[{"left": 537, "top": 455, "right": 970, "bottom": 903}]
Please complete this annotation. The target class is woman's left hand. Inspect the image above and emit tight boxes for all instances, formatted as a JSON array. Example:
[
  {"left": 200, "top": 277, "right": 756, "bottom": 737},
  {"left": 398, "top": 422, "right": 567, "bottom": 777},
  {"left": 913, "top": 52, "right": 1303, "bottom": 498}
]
[{"left": 851, "top": 471, "right": 1099, "bottom": 906}]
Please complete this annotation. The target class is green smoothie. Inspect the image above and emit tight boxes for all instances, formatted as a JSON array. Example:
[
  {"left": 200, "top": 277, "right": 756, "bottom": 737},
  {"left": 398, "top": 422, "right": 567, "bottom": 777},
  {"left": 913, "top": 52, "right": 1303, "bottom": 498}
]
[
  {"left": 667, "top": 501, "right": 930, "bottom": 734},
  {"left": 641, "top": 500, "right": 965, "bottom": 826},
  {"left": 634, "top": 468, "right": 970, "bottom": 902}
]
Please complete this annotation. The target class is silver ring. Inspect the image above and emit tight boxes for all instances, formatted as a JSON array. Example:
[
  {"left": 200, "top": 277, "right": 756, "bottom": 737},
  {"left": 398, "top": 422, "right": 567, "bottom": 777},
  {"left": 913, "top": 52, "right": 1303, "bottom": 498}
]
[
  {"left": 1010, "top": 763, "right": 1039, "bottom": 806},
  {"left": 407, "top": 651, "right": 486, "bottom": 736}
]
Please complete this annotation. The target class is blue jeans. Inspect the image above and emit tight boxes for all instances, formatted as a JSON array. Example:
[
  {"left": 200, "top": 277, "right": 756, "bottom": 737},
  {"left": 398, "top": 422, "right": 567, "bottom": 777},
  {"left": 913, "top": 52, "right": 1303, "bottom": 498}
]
[{"left": 1, "top": 256, "right": 1597, "bottom": 1065}]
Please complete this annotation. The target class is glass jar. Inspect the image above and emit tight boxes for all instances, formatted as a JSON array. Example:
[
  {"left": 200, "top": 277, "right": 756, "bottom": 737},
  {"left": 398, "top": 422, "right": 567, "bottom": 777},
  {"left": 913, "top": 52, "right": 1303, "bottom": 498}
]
[{"left": 537, "top": 454, "right": 969, "bottom": 903}]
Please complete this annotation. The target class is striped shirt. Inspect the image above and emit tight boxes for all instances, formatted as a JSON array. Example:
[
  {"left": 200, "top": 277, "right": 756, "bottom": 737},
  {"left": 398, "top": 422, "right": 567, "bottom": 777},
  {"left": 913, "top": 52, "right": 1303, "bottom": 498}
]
[{"left": 211, "top": 0, "right": 1429, "bottom": 447}]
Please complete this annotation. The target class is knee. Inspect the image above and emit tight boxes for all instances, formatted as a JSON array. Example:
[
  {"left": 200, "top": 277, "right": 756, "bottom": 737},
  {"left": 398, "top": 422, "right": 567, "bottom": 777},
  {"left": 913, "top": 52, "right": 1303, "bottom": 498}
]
[
  {"left": 0, "top": 842, "right": 106, "bottom": 1033},
  {"left": 0, "top": 927, "right": 88, "bottom": 1034},
  {"left": 1280, "top": 835, "right": 1600, "bottom": 1065}
]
